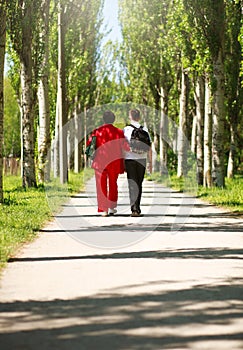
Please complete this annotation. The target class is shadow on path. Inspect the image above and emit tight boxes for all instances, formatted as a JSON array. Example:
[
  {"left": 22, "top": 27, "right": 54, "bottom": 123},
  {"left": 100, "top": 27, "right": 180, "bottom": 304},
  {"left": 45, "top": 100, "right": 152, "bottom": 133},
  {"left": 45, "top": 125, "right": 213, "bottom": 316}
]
[
  {"left": 36, "top": 221, "right": 243, "bottom": 234},
  {"left": 8, "top": 247, "right": 243, "bottom": 263},
  {"left": 1, "top": 276, "right": 243, "bottom": 349}
]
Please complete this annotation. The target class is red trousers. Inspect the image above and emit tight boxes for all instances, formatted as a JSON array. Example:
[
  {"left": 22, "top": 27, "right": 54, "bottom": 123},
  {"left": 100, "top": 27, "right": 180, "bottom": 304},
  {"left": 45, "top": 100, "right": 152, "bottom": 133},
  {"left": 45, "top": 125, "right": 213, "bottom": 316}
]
[{"left": 95, "top": 169, "right": 119, "bottom": 212}]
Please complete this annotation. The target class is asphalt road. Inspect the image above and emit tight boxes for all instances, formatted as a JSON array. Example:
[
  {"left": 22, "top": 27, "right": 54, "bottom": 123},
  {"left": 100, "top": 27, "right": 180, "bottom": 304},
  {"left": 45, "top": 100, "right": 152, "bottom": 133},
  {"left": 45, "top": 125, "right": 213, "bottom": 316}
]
[{"left": 0, "top": 175, "right": 243, "bottom": 350}]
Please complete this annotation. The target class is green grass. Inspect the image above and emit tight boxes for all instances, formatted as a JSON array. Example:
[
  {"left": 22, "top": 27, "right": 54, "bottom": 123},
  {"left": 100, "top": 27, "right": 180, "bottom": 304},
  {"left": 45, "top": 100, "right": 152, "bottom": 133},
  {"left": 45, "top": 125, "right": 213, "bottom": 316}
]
[
  {"left": 0, "top": 169, "right": 93, "bottom": 269},
  {"left": 1, "top": 169, "right": 242, "bottom": 269},
  {"left": 197, "top": 176, "right": 243, "bottom": 213},
  {"left": 148, "top": 172, "right": 185, "bottom": 192},
  {"left": 148, "top": 172, "right": 243, "bottom": 213}
]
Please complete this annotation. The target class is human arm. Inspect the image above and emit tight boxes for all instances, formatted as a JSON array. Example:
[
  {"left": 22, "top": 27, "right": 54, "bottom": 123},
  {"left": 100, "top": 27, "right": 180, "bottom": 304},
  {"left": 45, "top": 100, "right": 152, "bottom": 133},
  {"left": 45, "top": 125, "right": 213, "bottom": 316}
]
[{"left": 86, "top": 129, "right": 96, "bottom": 146}]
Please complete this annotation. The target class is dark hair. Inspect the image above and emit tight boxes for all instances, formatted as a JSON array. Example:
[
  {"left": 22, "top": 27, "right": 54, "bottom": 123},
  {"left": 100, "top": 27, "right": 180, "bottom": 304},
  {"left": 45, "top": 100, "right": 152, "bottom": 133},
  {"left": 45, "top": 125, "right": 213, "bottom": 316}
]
[
  {"left": 129, "top": 109, "right": 140, "bottom": 121},
  {"left": 103, "top": 110, "right": 115, "bottom": 124}
]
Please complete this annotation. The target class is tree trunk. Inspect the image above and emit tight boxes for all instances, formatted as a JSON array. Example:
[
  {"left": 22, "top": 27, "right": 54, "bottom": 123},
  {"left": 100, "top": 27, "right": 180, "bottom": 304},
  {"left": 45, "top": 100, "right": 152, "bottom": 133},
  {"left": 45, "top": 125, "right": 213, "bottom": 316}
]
[
  {"left": 152, "top": 122, "right": 159, "bottom": 173},
  {"left": 20, "top": 3, "right": 37, "bottom": 188},
  {"left": 0, "top": 1, "right": 6, "bottom": 203},
  {"left": 38, "top": 0, "right": 51, "bottom": 183},
  {"left": 84, "top": 107, "right": 88, "bottom": 168},
  {"left": 226, "top": 1, "right": 241, "bottom": 178},
  {"left": 159, "top": 87, "right": 169, "bottom": 175},
  {"left": 38, "top": 78, "right": 51, "bottom": 182},
  {"left": 212, "top": 50, "right": 225, "bottom": 187},
  {"left": 74, "top": 97, "right": 81, "bottom": 173},
  {"left": 227, "top": 123, "right": 237, "bottom": 178},
  {"left": 177, "top": 68, "right": 189, "bottom": 178},
  {"left": 194, "top": 75, "right": 205, "bottom": 185},
  {"left": 203, "top": 75, "right": 212, "bottom": 187},
  {"left": 191, "top": 114, "right": 197, "bottom": 155},
  {"left": 53, "top": 100, "right": 59, "bottom": 178},
  {"left": 57, "top": 0, "right": 68, "bottom": 184},
  {"left": 20, "top": 58, "right": 37, "bottom": 188}
]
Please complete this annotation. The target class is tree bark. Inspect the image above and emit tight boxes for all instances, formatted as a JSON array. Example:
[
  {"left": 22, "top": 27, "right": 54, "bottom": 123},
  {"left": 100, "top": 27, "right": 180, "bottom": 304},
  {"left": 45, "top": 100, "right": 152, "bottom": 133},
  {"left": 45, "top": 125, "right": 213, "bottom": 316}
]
[
  {"left": 227, "top": 123, "right": 237, "bottom": 178},
  {"left": 38, "top": 0, "right": 51, "bottom": 183},
  {"left": 20, "top": 60, "right": 37, "bottom": 188},
  {"left": 20, "top": 3, "right": 37, "bottom": 188},
  {"left": 194, "top": 75, "right": 205, "bottom": 185},
  {"left": 0, "top": 1, "right": 6, "bottom": 203},
  {"left": 226, "top": 1, "right": 241, "bottom": 178},
  {"left": 57, "top": 0, "right": 68, "bottom": 184},
  {"left": 53, "top": 100, "right": 59, "bottom": 178},
  {"left": 203, "top": 75, "right": 212, "bottom": 187},
  {"left": 18, "top": 1, "right": 37, "bottom": 188},
  {"left": 177, "top": 68, "right": 189, "bottom": 178},
  {"left": 212, "top": 50, "right": 225, "bottom": 187},
  {"left": 74, "top": 97, "right": 81, "bottom": 173},
  {"left": 191, "top": 113, "right": 197, "bottom": 155},
  {"left": 159, "top": 87, "right": 169, "bottom": 175}
]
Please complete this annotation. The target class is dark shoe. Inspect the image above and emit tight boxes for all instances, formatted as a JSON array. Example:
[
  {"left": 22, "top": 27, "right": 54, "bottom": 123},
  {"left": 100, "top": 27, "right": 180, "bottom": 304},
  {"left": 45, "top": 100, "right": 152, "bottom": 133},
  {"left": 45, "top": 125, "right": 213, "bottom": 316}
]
[{"left": 130, "top": 211, "right": 140, "bottom": 217}]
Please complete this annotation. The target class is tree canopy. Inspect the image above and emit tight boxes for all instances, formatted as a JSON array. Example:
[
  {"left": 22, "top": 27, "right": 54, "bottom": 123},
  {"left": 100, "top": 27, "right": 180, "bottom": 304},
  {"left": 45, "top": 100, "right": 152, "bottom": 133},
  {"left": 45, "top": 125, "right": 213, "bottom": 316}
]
[{"left": 0, "top": 0, "right": 242, "bottom": 202}]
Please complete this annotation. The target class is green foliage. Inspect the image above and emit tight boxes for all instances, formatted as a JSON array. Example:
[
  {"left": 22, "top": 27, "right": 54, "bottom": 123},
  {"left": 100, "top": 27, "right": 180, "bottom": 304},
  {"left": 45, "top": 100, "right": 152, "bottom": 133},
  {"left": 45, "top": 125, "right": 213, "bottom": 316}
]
[
  {"left": 224, "top": 0, "right": 242, "bottom": 163},
  {"left": 198, "top": 176, "right": 243, "bottom": 212},
  {"left": 119, "top": 0, "right": 168, "bottom": 108},
  {"left": 0, "top": 171, "right": 90, "bottom": 268},
  {"left": 6, "top": 0, "right": 105, "bottom": 140},
  {"left": 150, "top": 172, "right": 243, "bottom": 212},
  {"left": 3, "top": 77, "right": 20, "bottom": 157},
  {"left": 64, "top": 0, "right": 104, "bottom": 111},
  {"left": 6, "top": 35, "right": 21, "bottom": 96},
  {"left": 3, "top": 0, "right": 242, "bottom": 193},
  {"left": 0, "top": 176, "right": 51, "bottom": 267},
  {"left": 96, "top": 41, "right": 129, "bottom": 104},
  {"left": 6, "top": 0, "right": 43, "bottom": 76},
  {"left": 182, "top": 0, "right": 225, "bottom": 60}
]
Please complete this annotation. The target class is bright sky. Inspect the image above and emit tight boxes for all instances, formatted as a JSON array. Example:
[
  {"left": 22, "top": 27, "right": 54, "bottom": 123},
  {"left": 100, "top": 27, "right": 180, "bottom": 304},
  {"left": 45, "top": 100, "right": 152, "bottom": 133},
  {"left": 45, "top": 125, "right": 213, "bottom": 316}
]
[
  {"left": 102, "top": 0, "right": 122, "bottom": 43},
  {"left": 4, "top": 0, "right": 121, "bottom": 75}
]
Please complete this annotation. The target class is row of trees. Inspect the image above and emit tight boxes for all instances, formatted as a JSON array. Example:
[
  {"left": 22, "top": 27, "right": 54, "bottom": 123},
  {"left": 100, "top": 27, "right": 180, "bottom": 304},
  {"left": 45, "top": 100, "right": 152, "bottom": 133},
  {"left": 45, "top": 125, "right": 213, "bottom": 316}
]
[
  {"left": 0, "top": 0, "right": 242, "bottom": 203},
  {"left": 115, "top": 0, "right": 242, "bottom": 187},
  {"left": 0, "top": 0, "right": 105, "bottom": 203}
]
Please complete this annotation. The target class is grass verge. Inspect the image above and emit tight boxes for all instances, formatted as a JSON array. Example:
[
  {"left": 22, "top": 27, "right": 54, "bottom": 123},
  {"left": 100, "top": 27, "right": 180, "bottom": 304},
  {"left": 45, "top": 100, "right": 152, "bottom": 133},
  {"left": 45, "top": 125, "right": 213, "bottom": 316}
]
[
  {"left": 1, "top": 170, "right": 242, "bottom": 269},
  {"left": 197, "top": 176, "right": 243, "bottom": 213},
  {"left": 0, "top": 169, "right": 93, "bottom": 269},
  {"left": 148, "top": 172, "right": 243, "bottom": 213}
]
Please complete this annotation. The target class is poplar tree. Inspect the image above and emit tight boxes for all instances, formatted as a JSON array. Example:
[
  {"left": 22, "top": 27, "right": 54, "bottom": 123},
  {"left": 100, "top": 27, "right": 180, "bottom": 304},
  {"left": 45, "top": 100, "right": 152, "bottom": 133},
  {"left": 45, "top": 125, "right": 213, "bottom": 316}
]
[
  {"left": 7, "top": 0, "right": 43, "bottom": 188},
  {"left": 0, "top": 0, "right": 6, "bottom": 203},
  {"left": 37, "top": 0, "right": 51, "bottom": 183},
  {"left": 225, "top": 0, "right": 242, "bottom": 178},
  {"left": 183, "top": 0, "right": 226, "bottom": 187}
]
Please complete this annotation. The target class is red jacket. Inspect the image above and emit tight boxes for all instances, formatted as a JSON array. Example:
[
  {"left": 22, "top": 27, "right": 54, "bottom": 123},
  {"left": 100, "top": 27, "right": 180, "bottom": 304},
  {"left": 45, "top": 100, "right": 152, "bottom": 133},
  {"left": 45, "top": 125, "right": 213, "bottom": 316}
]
[{"left": 87, "top": 124, "right": 130, "bottom": 174}]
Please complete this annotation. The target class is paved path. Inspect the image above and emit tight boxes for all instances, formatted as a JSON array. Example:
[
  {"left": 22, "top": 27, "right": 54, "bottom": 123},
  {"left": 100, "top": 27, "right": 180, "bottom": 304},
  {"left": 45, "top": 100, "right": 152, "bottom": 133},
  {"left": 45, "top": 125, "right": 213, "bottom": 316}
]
[{"left": 0, "top": 175, "right": 243, "bottom": 350}]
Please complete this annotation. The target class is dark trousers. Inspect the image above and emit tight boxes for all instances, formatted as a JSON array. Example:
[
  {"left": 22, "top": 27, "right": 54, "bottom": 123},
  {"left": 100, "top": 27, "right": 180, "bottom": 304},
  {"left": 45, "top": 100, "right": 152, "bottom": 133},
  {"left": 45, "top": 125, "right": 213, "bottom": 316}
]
[{"left": 125, "top": 159, "right": 146, "bottom": 213}]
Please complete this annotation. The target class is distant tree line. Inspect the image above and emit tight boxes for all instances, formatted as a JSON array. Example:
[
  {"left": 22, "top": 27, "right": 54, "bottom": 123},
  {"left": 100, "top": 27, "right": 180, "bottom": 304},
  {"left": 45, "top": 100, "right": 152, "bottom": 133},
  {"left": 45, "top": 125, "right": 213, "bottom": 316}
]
[
  {"left": 0, "top": 0, "right": 242, "bottom": 203},
  {"left": 117, "top": 0, "right": 242, "bottom": 187},
  {"left": 0, "top": 0, "right": 104, "bottom": 204}
]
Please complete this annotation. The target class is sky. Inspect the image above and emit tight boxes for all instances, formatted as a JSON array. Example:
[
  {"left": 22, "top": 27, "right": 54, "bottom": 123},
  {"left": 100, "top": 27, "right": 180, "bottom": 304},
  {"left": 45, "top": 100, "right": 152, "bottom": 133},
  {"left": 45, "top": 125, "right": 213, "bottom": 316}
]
[
  {"left": 102, "top": 0, "right": 122, "bottom": 43},
  {"left": 4, "top": 0, "right": 121, "bottom": 74}
]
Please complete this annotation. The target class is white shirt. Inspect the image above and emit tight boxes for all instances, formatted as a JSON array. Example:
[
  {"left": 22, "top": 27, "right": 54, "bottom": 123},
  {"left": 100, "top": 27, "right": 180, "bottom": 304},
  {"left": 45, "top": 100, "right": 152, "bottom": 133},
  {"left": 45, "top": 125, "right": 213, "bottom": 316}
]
[{"left": 123, "top": 121, "right": 151, "bottom": 160}]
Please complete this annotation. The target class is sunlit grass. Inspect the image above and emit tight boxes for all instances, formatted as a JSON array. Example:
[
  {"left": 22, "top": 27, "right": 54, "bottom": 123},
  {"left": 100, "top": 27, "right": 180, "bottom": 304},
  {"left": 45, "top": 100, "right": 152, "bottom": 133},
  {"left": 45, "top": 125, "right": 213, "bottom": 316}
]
[
  {"left": 0, "top": 169, "right": 93, "bottom": 269},
  {"left": 197, "top": 176, "right": 243, "bottom": 212},
  {"left": 149, "top": 172, "right": 243, "bottom": 213},
  {"left": 1, "top": 169, "right": 242, "bottom": 269}
]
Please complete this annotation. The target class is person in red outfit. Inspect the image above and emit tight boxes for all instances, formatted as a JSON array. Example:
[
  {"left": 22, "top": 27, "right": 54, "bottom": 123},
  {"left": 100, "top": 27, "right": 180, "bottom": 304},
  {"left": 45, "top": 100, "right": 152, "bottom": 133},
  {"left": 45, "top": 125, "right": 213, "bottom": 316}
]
[{"left": 87, "top": 110, "right": 130, "bottom": 216}]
